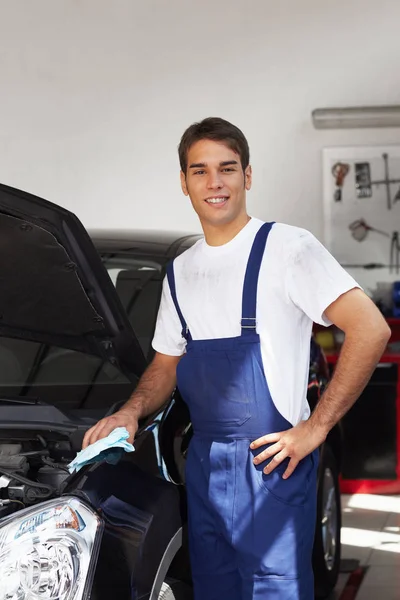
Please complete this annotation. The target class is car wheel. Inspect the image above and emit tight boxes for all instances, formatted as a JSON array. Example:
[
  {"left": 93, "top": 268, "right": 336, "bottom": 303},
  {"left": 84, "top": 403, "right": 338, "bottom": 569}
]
[
  {"left": 313, "top": 445, "right": 342, "bottom": 598},
  {"left": 158, "top": 578, "right": 193, "bottom": 600}
]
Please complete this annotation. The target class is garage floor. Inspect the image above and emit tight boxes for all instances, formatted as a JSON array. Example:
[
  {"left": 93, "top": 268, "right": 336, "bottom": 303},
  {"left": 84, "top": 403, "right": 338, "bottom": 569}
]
[{"left": 331, "top": 493, "right": 400, "bottom": 599}]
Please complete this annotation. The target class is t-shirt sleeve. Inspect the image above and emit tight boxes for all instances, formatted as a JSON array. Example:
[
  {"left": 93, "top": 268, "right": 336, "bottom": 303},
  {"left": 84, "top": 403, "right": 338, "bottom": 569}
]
[
  {"left": 286, "top": 230, "right": 362, "bottom": 326},
  {"left": 151, "top": 275, "right": 187, "bottom": 356}
]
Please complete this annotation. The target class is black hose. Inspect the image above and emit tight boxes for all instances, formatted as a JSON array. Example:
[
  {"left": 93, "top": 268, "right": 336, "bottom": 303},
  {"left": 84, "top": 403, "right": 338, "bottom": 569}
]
[
  {"left": 36, "top": 434, "right": 47, "bottom": 448},
  {"left": 41, "top": 457, "right": 70, "bottom": 473},
  {"left": 20, "top": 450, "right": 49, "bottom": 457},
  {"left": 0, "top": 468, "right": 54, "bottom": 494}
]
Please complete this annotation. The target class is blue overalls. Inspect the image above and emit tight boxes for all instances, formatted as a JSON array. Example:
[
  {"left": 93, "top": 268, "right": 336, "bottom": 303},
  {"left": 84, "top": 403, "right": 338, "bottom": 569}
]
[{"left": 167, "top": 222, "right": 318, "bottom": 600}]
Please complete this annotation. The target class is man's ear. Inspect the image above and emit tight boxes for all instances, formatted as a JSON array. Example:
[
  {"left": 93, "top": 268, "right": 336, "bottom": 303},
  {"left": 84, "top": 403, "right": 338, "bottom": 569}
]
[
  {"left": 180, "top": 171, "right": 189, "bottom": 196},
  {"left": 245, "top": 165, "right": 252, "bottom": 191}
]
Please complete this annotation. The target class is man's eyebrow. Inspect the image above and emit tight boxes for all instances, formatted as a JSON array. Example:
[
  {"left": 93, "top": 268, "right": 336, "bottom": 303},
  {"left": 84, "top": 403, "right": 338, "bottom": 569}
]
[
  {"left": 188, "top": 160, "right": 239, "bottom": 169},
  {"left": 189, "top": 162, "right": 206, "bottom": 169}
]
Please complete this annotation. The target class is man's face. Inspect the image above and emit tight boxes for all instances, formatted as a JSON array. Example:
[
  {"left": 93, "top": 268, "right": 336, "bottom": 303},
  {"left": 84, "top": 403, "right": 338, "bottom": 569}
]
[{"left": 180, "top": 139, "right": 252, "bottom": 228}]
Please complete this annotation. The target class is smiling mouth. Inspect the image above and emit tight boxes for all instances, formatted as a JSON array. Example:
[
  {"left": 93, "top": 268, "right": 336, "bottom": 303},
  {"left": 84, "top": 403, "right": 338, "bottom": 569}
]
[{"left": 205, "top": 196, "right": 229, "bottom": 205}]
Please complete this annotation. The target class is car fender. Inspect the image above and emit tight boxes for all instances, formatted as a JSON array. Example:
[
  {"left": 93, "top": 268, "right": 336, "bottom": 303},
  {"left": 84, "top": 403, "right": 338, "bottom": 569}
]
[{"left": 64, "top": 459, "right": 183, "bottom": 600}]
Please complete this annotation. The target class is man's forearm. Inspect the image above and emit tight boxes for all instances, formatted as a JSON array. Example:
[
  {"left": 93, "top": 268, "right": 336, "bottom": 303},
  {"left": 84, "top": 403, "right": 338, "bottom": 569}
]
[
  {"left": 309, "top": 327, "right": 390, "bottom": 435},
  {"left": 122, "top": 355, "right": 179, "bottom": 420}
]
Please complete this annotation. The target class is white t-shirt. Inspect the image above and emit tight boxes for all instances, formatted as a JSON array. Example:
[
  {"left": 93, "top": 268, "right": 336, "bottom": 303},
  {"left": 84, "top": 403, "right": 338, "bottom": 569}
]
[{"left": 152, "top": 218, "right": 360, "bottom": 426}]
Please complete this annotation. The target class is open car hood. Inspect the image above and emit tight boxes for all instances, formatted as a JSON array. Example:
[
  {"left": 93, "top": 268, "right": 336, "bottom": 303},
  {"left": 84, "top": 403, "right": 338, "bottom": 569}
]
[{"left": 0, "top": 183, "right": 147, "bottom": 379}]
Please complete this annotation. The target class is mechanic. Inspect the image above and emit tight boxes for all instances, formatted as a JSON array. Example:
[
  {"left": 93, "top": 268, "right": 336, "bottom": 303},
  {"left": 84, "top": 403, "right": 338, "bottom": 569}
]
[{"left": 83, "top": 117, "right": 391, "bottom": 599}]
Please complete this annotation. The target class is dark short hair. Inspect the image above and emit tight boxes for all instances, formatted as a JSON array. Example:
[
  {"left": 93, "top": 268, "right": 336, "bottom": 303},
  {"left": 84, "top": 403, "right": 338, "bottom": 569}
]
[{"left": 178, "top": 117, "right": 250, "bottom": 174}]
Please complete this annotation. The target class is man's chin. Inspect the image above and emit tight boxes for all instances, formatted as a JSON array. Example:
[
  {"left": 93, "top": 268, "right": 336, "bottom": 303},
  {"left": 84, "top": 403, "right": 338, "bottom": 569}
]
[
  {"left": 200, "top": 213, "right": 234, "bottom": 227},
  {"left": 200, "top": 209, "right": 247, "bottom": 228}
]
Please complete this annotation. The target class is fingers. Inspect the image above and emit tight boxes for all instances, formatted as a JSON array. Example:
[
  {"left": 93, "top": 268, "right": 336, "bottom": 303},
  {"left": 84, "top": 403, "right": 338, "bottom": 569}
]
[
  {"left": 250, "top": 432, "right": 282, "bottom": 449},
  {"left": 82, "top": 425, "right": 97, "bottom": 449},
  {"left": 252, "top": 441, "right": 283, "bottom": 466},
  {"left": 255, "top": 448, "right": 299, "bottom": 478},
  {"left": 262, "top": 449, "right": 289, "bottom": 474},
  {"left": 89, "top": 419, "right": 118, "bottom": 446},
  {"left": 82, "top": 416, "right": 123, "bottom": 449},
  {"left": 249, "top": 428, "right": 300, "bottom": 479},
  {"left": 82, "top": 411, "right": 138, "bottom": 449},
  {"left": 282, "top": 458, "right": 299, "bottom": 479},
  {"left": 82, "top": 420, "right": 107, "bottom": 449}
]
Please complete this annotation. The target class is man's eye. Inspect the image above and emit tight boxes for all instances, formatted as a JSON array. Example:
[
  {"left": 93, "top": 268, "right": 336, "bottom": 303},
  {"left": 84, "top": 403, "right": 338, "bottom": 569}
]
[
  {"left": 222, "top": 168, "right": 235, "bottom": 172},
  {"left": 194, "top": 170, "right": 205, "bottom": 175}
]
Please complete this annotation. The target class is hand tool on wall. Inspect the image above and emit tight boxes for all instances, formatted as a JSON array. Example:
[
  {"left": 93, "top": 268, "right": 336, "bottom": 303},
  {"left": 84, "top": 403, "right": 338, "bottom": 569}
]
[
  {"left": 355, "top": 162, "right": 372, "bottom": 198},
  {"left": 332, "top": 162, "right": 350, "bottom": 201},
  {"left": 363, "top": 153, "right": 400, "bottom": 210},
  {"left": 390, "top": 231, "right": 400, "bottom": 274},
  {"left": 349, "top": 219, "right": 390, "bottom": 242},
  {"left": 340, "top": 263, "right": 385, "bottom": 269}
]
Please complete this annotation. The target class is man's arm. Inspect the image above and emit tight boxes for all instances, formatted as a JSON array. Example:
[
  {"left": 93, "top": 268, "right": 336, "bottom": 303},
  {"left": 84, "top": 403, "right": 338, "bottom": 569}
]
[
  {"left": 82, "top": 351, "right": 182, "bottom": 448},
  {"left": 308, "top": 288, "right": 391, "bottom": 432},
  {"left": 251, "top": 288, "right": 391, "bottom": 477}
]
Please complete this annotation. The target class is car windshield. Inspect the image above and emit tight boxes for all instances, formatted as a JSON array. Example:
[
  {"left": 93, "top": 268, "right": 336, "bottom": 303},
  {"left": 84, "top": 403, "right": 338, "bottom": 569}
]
[
  {"left": 0, "top": 252, "right": 163, "bottom": 412},
  {"left": 100, "top": 252, "right": 164, "bottom": 360}
]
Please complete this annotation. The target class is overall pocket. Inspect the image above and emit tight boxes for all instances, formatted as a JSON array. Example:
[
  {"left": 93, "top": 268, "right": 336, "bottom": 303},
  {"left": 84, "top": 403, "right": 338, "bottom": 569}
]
[
  {"left": 177, "top": 349, "right": 251, "bottom": 428},
  {"left": 252, "top": 446, "right": 317, "bottom": 507}
]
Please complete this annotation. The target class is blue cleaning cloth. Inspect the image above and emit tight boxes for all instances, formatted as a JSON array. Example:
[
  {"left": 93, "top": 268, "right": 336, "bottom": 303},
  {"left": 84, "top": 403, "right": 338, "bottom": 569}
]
[{"left": 68, "top": 427, "right": 135, "bottom": 474}]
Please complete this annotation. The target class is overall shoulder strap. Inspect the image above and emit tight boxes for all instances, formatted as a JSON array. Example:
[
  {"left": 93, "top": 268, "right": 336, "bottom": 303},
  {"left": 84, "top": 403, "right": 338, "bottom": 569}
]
[
  {"left": 166, "top": 260, "right": 192, "bottom": 342},
  {"left": 241, "top": 222, "right": 275, "bottom": 335}
]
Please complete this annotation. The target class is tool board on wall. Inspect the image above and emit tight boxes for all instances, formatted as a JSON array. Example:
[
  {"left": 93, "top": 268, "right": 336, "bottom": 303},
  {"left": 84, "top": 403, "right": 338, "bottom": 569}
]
[{"left": 323, "top": 145, "right": 400, "bottom": 271}]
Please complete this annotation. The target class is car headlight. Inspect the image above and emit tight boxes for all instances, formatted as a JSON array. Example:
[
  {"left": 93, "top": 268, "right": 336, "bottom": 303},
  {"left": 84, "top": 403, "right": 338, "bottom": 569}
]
[{"left": 0, "top": 496, "right": 103, "bottom": 600}]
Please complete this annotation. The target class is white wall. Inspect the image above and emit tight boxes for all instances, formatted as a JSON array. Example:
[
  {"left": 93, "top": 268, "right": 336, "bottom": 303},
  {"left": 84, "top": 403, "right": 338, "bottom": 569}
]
[{"left": 1, "top": 0, "right": 400, "bottom": 240}]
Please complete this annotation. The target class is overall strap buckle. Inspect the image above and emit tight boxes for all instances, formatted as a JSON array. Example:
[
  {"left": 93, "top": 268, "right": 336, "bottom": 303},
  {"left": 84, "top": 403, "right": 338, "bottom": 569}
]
[
  {"left": 241, "top": 317, "right": 257, "bottom": 329},
  {"left": 181, "top": 325, "right": 191, "bottom": 341}
]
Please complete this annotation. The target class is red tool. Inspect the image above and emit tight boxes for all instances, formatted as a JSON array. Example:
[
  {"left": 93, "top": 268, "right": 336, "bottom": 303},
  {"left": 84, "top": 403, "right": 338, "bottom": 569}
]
[{"left": 332, "top": 162, "right": 350, "bottom": 202}]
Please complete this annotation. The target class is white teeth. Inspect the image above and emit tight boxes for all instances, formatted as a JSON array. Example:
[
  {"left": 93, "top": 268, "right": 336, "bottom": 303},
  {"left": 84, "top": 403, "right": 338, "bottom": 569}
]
[{"left": 206, "top": 197, "right": 227, "bottom": 204}]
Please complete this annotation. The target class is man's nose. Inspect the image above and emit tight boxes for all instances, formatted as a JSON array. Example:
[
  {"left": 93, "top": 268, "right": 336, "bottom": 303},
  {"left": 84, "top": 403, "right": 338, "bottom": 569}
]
[{"left": 207, "top": 171, "right": 223, "bottom": 189}]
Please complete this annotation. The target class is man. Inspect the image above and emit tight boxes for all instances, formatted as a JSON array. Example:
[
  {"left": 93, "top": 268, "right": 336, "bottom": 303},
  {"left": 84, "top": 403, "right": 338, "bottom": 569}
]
[{"left": 83, "top": 117, "right": 390, "bottom": 599}]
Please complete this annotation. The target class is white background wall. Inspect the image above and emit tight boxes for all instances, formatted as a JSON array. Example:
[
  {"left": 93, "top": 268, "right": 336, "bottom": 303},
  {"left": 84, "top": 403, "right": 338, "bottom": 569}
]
[{"left": 0, "top": 0, "right": 399, "bottom": 241}]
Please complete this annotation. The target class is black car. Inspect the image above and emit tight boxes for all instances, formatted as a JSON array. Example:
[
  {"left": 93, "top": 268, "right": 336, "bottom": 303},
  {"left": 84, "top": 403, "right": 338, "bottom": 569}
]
[{"left": 0, "top": 183, "right": 342, "bottom": 599}]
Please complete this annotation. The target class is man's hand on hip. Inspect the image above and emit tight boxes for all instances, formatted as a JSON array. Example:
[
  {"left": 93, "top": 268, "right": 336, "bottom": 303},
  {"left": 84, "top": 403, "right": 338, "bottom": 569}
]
[
  {"left": 82, "top": 409, "right": 139, "bottom": 449},
  {"left": 250, "top": 420, "right": 327, "bottom": 479}
]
